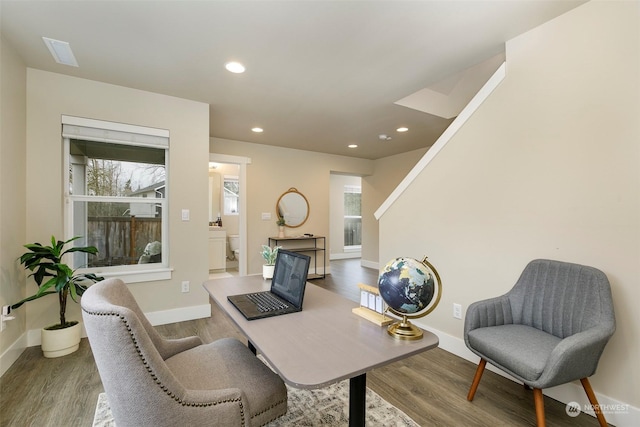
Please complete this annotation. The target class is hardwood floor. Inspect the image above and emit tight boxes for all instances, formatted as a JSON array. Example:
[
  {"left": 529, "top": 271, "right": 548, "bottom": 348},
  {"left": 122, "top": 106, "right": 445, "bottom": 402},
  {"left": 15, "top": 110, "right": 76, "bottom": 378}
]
[
  {"left": 0, "top": 259, "right": 606, "bottom": 426},
  {"left": 313, "top": 258, "right": 377, "bottom": 302}
]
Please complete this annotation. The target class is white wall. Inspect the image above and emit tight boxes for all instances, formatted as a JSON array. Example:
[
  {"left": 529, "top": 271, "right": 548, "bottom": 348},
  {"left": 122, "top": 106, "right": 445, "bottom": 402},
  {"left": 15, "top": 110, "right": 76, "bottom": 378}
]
[
  {"left": 0, "top": 35, "right": 27, "bottom": 367},
  {"left": 361, "top": 147, "right": 428, "bottom": 268},
  {"left": 25, "top": 70, "right": 211, "bottom": 330},
  {"left": 379, "top": 0, "right": 639, "bottom": 416}
]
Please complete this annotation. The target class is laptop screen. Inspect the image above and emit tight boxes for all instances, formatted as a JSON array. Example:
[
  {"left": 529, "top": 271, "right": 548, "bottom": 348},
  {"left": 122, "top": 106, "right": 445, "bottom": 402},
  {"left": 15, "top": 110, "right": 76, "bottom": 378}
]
[{"left": 271, "top": 250, "right": 311, "bottom": 308}]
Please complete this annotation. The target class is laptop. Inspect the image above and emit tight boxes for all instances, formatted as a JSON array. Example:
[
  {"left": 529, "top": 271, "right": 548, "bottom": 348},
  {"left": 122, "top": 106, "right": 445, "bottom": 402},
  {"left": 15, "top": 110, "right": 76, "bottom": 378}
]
[{"left": 227, "top": 249, "right": 311, "bottom": 320}]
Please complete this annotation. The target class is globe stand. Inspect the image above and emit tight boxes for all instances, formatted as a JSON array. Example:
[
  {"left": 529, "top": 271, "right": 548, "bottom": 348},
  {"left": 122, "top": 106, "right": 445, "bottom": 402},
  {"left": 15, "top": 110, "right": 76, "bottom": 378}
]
[
  {"left": 387, "top": 315, "right": 423, "bottom": 340},
  {"left": 379, "top": 256, "right": 443, "bottom": 341}
]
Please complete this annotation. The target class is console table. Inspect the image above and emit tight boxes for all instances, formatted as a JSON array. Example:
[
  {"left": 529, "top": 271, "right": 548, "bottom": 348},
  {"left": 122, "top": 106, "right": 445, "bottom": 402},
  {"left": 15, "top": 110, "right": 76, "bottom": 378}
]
[{"left": 269, "top": 235, "right": 326, "bottom": 279}]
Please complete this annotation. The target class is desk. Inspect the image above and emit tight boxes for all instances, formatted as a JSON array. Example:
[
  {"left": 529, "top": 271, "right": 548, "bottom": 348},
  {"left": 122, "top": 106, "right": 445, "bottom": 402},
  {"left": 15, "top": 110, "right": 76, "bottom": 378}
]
[{"left": 203, "top": 275, "right": 438, "bottom": 426}]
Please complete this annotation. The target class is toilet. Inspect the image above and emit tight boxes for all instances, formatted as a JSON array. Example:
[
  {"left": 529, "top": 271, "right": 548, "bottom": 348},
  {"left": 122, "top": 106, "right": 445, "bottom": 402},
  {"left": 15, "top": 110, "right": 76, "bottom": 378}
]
[{"left": 228, "top": 234, "right": 240, "bottom": 260}]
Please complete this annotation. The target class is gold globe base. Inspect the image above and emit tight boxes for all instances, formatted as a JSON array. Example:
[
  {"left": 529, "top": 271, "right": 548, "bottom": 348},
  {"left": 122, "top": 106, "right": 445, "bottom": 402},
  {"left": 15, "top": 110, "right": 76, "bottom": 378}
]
[{"left": 387, "top": 316, "right": 423, "bottom": 341}]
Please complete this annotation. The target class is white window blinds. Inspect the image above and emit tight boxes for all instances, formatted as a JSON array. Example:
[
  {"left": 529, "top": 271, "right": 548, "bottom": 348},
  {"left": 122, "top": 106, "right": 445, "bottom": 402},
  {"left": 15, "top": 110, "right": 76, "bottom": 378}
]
[{"left": 61, "top": 115, "right": 169, "bottom": 148}]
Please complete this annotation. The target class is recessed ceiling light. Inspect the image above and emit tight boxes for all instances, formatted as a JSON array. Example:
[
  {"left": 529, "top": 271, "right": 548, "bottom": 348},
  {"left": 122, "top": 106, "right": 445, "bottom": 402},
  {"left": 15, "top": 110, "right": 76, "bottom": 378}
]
[
  {"left": 378, "top": 134, "right": 392, "bottom": 141},
  {"left": 225, "top": 61, "right": 246, "bottom": 73},
  {"left": 396, "top": 127, "right": 409, "bottom": 132},
  {"left": 42, "top": 37, "right": 78, "bottom": 67},
  {"left": 348, "top": 144, "right": 358, "bottom": 148},
  {"left": 251, "top": 127, "right": 263, "bottom": 133}
]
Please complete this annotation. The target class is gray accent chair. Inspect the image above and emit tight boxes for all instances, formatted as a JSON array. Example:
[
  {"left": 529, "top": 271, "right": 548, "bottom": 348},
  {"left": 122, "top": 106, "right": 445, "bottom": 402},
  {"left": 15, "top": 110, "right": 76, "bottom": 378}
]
[
  {"left": 464, "top": 259, "right": 615, "bottom": 427},
  {"left": 81, "top": 278, "right": 287, "bottom": 426}
]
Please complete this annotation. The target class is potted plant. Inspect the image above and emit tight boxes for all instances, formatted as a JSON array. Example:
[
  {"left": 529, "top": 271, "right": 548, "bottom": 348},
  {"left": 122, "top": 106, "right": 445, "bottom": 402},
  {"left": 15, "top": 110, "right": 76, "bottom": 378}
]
[
  {"left": 277, "top": 217, "right": 286, "bottom": 238},
  {"left": 260, "top": 244, "right": 281, "bottom": 279},
  {"left": 12, "top": 236, "right": 103, "bottom": 358}
]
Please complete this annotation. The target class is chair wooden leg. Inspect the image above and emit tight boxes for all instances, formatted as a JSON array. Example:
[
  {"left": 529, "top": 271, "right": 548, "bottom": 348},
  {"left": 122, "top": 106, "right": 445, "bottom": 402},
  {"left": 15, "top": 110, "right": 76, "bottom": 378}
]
[
  {"left": 467, "top": 358, "right": 487, "bottom": 401},
  {"left": 581, "top": 378, "right": 608, "bottom": 427},
  {"left": 533, "top": 388, "right": 546, "bottom": 427}
]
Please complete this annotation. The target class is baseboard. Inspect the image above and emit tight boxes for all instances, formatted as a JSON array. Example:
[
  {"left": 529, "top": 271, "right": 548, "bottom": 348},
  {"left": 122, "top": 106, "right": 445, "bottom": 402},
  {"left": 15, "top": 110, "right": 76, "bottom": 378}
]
[
  {"left": 144, "top": 303, "right": 212, "bottom": 326},
  {"left": 414, "top": 320, "right": 638, "bottom": 426},
  {"left": 360, "top": 259, "right": 379, "bottom": 270},
  {"left": 0, "top": 332, "right": 28, "bottom": 378},
  {"left": 1, "top": 303, "right": 212, "bottom": 377},
  {"left": 330, "top": 252, "right": 361, "bottom": 260}
]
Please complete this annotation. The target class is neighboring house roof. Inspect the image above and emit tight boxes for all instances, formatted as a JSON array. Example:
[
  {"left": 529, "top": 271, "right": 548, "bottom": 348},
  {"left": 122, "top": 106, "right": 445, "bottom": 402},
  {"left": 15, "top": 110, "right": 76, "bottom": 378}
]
[{"left": 129, "top": 181, "right": 165, "bottom": 197}]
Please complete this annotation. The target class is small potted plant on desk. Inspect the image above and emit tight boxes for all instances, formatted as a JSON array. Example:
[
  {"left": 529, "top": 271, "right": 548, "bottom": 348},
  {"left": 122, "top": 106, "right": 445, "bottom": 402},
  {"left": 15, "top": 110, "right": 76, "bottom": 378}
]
[
  {"left": 260, "top": 244, "right": 281, "bottom": 280},
  {"left": 277, "top": 217, "right": 286, "bottom": 238},
  {"left": 11, "top": 236, "right": 103, "bottom": 358}
]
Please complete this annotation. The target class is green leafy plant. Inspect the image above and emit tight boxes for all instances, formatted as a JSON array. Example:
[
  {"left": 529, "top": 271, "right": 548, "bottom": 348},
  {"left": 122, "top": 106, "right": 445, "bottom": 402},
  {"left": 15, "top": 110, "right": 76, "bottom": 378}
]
[
  {"left": 276, "top": 217, "right": 286, "bottom": 226},
  {"left": 12, "top": 236, "right": 103, "bottom": 328},
  {"left": 260, "top": 245, "right": 282, "bottom": 266}
]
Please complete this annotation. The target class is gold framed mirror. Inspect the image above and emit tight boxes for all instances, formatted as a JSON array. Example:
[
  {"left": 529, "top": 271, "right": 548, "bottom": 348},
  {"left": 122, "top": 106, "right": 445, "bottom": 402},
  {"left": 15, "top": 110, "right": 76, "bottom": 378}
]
[{"left": 276, "top": 188, "right": 309, "bottom": 228}]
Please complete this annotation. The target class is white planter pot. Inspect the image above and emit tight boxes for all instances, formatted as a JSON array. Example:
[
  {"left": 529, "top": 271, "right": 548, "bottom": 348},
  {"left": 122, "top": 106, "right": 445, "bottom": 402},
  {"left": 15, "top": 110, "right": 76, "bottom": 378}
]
[
  {"left": 263, "top": 264, "right": 275, "bottom": 280},
  {"left": 41, "top": 321, "right": 81, "bottom": 358}
]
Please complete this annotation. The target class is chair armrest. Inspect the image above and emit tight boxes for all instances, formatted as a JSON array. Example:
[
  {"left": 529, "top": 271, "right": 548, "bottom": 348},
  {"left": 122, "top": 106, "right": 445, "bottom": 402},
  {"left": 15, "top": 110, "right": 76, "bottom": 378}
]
[
  {"left": 464, "top": 295, "right": 513, "bottom": 336},
  {"left": 183, "top": 387, "right": 246, "bottom": 405},
  {"left": 533, "top": 325, "right": 615, "bottom": 388},
  {"left": 156, "top": 336, "right": 203, "bottom": 360}
]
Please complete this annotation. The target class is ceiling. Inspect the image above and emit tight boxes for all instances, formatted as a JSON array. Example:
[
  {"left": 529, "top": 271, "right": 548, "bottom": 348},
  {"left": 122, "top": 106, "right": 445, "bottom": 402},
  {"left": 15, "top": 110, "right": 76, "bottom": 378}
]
[{"left": 1, "top": 0, "right": 586, "bottom": 160}]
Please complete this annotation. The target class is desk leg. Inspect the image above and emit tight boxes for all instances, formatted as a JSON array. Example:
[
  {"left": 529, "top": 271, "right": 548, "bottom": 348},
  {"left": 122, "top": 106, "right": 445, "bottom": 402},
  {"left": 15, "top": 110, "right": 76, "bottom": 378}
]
[
  {"left": 248, "top": 341, "right": 257, "bottom": 355},
  {"left": 349, "top": 373, "right": 366, "bottom": 427}
]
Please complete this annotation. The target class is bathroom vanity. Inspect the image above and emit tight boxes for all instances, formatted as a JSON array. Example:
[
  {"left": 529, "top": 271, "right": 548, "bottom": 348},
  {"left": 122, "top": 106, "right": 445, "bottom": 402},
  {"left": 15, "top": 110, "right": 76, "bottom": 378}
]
[{"left": 208, "top": 228, "right": 226, "bottom": 271}]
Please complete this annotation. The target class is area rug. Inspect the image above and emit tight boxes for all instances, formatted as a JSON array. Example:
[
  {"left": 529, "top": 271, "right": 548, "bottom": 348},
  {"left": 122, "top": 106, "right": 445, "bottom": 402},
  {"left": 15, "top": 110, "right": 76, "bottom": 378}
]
[{"left": 93, "top": 381, "right": 419, "bottom": 427}]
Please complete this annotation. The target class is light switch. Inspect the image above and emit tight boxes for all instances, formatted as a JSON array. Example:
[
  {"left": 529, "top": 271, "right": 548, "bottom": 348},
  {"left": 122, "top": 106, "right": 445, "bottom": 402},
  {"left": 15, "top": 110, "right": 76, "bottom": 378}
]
[
  {"left": 262, "top": 212, "right": 272, "bottom": 220},
  {"left": 181, "top": 209, "right": 190, "bottom": 221}
]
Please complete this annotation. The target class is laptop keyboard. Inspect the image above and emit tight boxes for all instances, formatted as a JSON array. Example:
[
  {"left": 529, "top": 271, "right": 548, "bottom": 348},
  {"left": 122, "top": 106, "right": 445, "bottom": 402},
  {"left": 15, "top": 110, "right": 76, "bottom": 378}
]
[{"left": 247, "top": 292, "right": 290, "bottom": 313}]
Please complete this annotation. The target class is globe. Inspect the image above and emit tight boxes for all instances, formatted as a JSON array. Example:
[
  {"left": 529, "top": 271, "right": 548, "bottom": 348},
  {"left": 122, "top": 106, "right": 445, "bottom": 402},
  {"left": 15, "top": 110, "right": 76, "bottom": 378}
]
[{"left": 378, "top": 256, "right": 442, "bottom": 340}]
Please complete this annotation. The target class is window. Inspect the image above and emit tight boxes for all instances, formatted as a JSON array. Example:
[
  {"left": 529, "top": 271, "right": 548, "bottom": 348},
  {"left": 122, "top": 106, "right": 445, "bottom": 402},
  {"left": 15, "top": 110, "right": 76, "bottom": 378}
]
[
  {"left": 344, "top": 185, "right": 361, "bottom": 249},
  {"left": 223, "top": 175, "right": 239, "bottom": 215},
  {"left": 62, "top": 116, "right": 170, "bottom": 282}
]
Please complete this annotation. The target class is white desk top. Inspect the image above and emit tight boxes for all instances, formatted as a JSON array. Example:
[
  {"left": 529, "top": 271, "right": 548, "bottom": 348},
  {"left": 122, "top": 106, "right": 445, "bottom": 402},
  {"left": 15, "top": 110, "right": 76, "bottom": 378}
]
[{"left": 203, "top": 275, "right": 439, "bottom": 389}]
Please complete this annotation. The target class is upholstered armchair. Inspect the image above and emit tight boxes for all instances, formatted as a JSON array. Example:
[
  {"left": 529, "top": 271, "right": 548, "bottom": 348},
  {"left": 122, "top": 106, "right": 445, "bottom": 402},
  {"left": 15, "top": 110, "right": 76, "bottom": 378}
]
[
  {"left": 464, "top": 259, "right": 615, "bottom": 427},
  {"left": 81, "top": 278, "right": 287, "bottom": 427}
]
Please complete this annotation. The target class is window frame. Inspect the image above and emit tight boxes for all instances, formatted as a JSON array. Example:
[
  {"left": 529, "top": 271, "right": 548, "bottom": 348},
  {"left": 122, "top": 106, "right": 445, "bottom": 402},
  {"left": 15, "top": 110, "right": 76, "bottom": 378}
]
[{"left": 62, "top": 116, "right": 171, "bottom": 283}]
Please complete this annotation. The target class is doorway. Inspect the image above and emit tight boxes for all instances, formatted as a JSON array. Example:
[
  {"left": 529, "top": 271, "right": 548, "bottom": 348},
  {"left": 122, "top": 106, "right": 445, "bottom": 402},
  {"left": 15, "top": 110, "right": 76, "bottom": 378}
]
[
  {"left": 329, "top": 173, "right": 362, "bottom": 260},
  {"left": 209, "top": 153, "right": 251, "bottom": 276}
]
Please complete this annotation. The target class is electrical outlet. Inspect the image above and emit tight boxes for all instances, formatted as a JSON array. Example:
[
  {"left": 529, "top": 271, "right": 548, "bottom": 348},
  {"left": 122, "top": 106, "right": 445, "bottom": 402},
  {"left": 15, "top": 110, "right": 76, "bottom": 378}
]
[
  {"left": 453, "top": 303, "right": 462, "bottom": 319},
  {"left": 181, "top": 281, "right": 190, "bottom": 293}
]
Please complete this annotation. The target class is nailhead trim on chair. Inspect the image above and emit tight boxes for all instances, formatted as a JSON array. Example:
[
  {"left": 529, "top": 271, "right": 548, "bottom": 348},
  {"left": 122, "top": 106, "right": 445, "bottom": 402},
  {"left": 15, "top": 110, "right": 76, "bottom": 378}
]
[
  {"left": 253, "top": 397, "right": 287, "bottom": 425},
  {"left": 83, "top": 309, "right": 247, "bottom": 426}
]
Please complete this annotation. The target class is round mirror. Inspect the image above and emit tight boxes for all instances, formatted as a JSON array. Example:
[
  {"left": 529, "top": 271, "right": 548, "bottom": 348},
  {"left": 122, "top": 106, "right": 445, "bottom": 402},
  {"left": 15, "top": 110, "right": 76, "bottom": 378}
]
[{"left": 276, "top": 188, "right": 309, "bottom": 228}]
